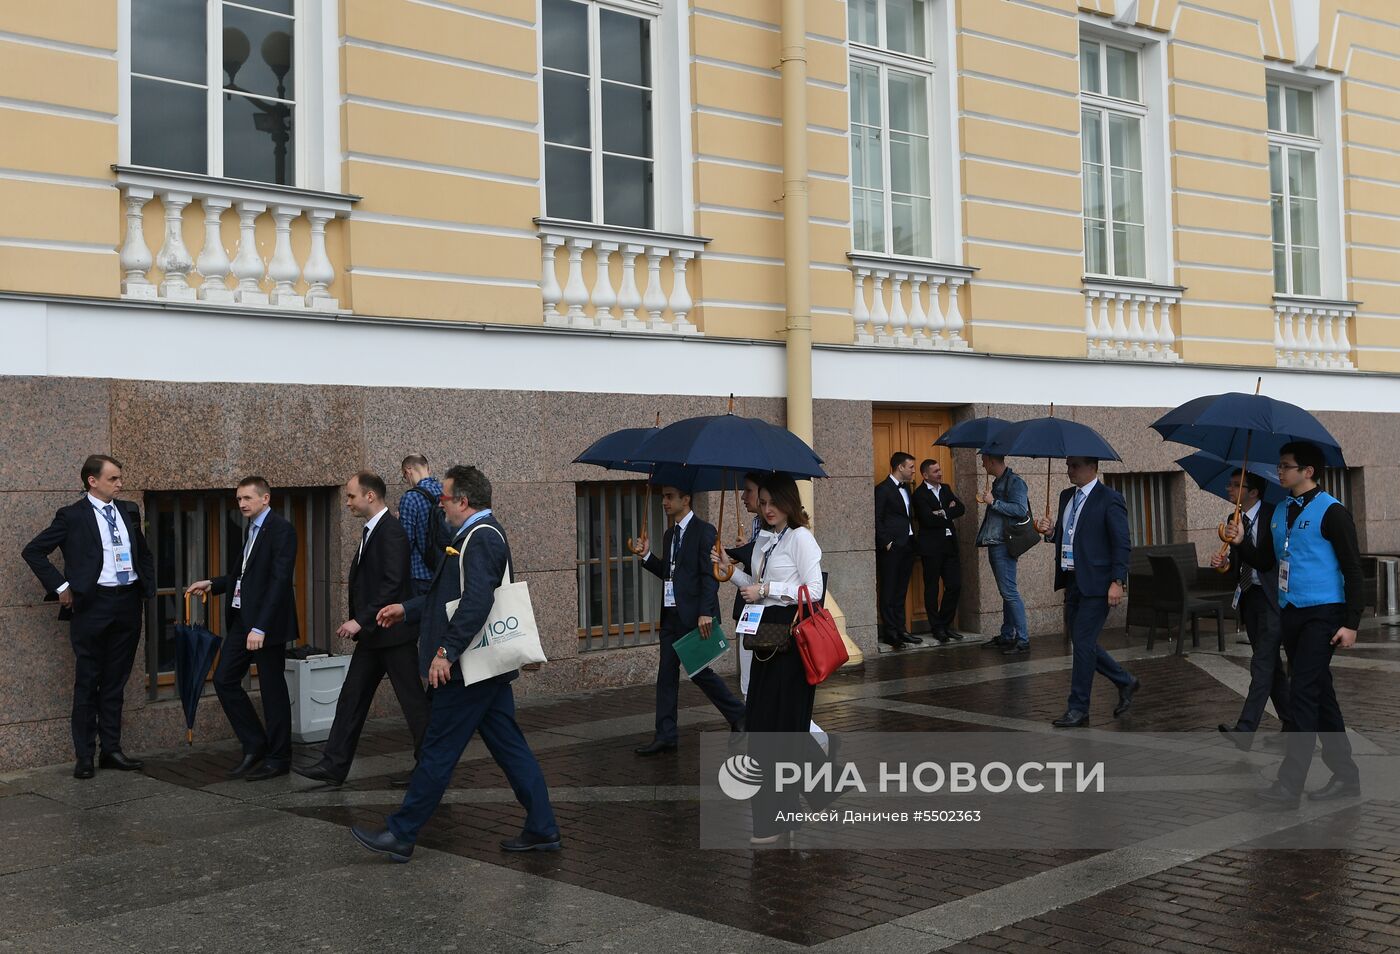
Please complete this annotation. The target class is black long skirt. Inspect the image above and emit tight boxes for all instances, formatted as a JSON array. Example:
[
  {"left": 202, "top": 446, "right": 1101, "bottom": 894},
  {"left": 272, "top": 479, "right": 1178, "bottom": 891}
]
[{"left": 746, "top": 646, "right": 827, "bottom": 837}]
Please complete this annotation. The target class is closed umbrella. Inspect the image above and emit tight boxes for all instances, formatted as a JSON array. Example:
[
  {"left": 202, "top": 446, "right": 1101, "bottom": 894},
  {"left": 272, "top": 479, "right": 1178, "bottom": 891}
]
[{"left": 174, "top": 591, "right": 220, "bottom": 745}]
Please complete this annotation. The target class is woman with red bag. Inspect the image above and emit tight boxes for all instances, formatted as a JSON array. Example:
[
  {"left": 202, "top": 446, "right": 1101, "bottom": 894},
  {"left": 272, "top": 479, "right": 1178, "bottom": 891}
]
[{"left": 713, "top": 474, "right": 834, "bottom": 845}]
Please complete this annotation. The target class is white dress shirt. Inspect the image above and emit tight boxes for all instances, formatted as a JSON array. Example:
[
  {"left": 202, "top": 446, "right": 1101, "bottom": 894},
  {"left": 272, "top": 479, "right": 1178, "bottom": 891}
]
[
  {"left": 890, "top": 474, "right": 913, "bottom": 535},
  {"left": 1059, "top": 479, "right": 1097, "bottom": 569},
  {"left": 730, "top": 525, "right": 824, "bottom": 605},
  {"left": 89, "top": 493, "right": 137, "bottom": 589},
  {"left": 359, "top": 507, "right": 387, "bottom": 559}
]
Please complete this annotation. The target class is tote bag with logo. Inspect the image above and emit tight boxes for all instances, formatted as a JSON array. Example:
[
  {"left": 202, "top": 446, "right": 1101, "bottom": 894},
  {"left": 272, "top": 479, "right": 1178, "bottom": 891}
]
[{"left": 444, "top": 523, "right": 547, "bottom": 685}]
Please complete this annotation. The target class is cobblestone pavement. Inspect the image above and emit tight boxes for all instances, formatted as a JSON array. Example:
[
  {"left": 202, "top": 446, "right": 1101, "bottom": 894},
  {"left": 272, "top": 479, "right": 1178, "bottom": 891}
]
[{"left": 3, "top": 620, "right": 1400, "bottom": 953}]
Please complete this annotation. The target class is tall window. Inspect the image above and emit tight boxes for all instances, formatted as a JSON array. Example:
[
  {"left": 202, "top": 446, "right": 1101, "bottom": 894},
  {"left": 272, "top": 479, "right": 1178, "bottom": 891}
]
[
  {"left": 130, "top": 0, "right": 297, "bottom": 185},
  {"left": 1080, "top": 37, "right": 1146, "bottom": 279},
  {"left": 576, "top": 482, "right": 666, "bottom": 651},
  {"left": 848, "top": 0, "right": 934, "bottom": 259},
  {"left": 1268, "top": 82, "right": 1321, "bottom": 297},
  {"left": 542, "top": 0, "right": 655, "bottom": 228},
  {"left": 1103, "top": 473, "right": 1172, "bottom": 547}
]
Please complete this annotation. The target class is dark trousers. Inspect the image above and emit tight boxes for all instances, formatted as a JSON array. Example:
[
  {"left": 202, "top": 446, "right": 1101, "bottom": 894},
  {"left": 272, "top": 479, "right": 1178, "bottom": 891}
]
[
  {"left": 1064, "top": 584, "right": 1133, "bottom": 714},
  {"left": 1234, "top": 587, "right": 1292, "bottom": 733},
  {"left": 877, "top": 539, "right": 916, "bottom": 635},
  {"left": 68, "top": 584, "right": 143, "bottom": 759},
  {"left": 654, "top": 611, "right": 746, "bottom": 744},
  {"left": 747, "top": 648, "right": 834, "bottom": 837},
  {"left": 320, "top": 641, "right": 430, "bottom": 781},
  {"left": 214, "top": 636, "right": 291, "bottom": 764},
  {"left": 919, "top": 546, "right": 961, "bottom": 630},
  {"left": 388, "top": 678, "right": 557, "bottom": 844},
  {"left": 1277, "top": 603, "right": 1358, "bottom": 793}
]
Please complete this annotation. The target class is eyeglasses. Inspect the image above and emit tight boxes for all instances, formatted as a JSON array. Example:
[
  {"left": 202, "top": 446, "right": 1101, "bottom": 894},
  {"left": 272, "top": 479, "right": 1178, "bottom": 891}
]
[
  {"left": 437, "top": 494, "right": 457, "bottom": 503},
  {"left": 1277, "top": 463, "right": 1302, "bottom": 472}
]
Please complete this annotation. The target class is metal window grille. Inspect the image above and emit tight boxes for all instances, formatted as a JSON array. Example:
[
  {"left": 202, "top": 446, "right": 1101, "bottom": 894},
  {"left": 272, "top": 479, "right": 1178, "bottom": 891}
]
[
  {"left": 576, "top": 481, "right": 666, "bottom": 651},
  {"left": 1103, "top": 473, "right": 1172, "bottom": 548},
  {"left": 1317, "top": 467, "right": 1352, "bottom": 510}
]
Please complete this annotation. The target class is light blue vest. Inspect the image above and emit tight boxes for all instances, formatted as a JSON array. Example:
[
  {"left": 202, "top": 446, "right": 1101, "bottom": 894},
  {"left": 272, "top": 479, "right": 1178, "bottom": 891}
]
[{"left": 1270, "top": 491, "right": 1345, "bottom": 609}]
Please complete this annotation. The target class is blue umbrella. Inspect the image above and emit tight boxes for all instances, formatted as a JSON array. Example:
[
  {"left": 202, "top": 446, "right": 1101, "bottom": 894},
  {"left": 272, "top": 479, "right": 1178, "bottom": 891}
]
[
  {"left": 572, "top": 419, "right": 662, "bottom": 472},
  {"left": 1176, "top": 452, "right": 1287, "bottom": 507},
  {"left": 980, "top": 416, "right": 1121, "bottom": 462},
  {"left": 1150, "top": 391, "right": 1345, "bottom": 468},
  {"left": 934, "top": 416, "right": 1009, "bottom": 450},
  {"left": 174, "top": 592, "right": 221, "bottom": 745}
]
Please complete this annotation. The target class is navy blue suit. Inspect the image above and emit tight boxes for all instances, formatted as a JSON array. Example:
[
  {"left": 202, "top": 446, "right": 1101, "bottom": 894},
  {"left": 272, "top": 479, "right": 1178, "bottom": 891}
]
[
  {"left": 1047, "top": 483, "right": 1135, "bottom": 714},
  {"left": 388, "top": 514, "right": 557, "bottom": 845}
]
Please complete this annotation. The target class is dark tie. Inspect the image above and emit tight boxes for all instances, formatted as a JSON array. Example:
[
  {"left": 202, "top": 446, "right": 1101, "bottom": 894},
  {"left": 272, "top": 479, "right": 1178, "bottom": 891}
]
[
  {"left": 1239, "top": 514, "right": 1255, "bottom": 590},
  {"left": 358, "top": 524, "right": 370, "bottom": 561},
  {"left": 671, "top": 528, "right": 682, "bottom": 571},
  {"left": 102, "top": 504, "right": 130, "bottom": 585}
]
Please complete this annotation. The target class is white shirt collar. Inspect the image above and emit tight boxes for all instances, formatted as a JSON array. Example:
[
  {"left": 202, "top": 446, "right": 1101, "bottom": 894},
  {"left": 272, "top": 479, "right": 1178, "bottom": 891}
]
[
  {"left": 889, "top": 474, "right": 904, "bottom": 487},
  {"left": 364, "top": 507, "right": 388, "bottom": 535},
  {"left": 1245, "top": 500, "right": 1262, "bottom": 523},
  {"left": 675, "top": 510, "right": 694, "bottom": 534},
  {"left": 87, "top": 493, "right": 116, "bottom": 511},
  {"left": 923, "top": 481, "right": 942, "bottom": 494},
  {"left": 1074, "top": 478, "right": 1099, "bottom": 499}
]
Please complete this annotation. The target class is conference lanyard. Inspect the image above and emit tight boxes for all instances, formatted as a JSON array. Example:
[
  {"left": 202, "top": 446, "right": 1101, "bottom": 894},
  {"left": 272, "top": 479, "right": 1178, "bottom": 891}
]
[{"left": 757, "top": 528, "right": 789, "bottom": 582}]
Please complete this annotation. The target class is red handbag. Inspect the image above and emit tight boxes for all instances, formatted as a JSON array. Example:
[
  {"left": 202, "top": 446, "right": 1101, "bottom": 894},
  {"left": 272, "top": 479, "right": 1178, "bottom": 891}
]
[{"left": 793, "top": 584, "right": 847, "bottom": 685}]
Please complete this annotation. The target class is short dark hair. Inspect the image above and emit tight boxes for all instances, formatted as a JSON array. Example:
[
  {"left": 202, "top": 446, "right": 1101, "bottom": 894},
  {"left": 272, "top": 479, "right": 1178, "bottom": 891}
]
[
  {"left": 237, "top": 475, "right": 271, "bottom": 496},
  {"left": 981, "top": 452, "right": 1005, "bottom": 464},
  {"left": 661, "top": 484, "right": 692, "bottom": 503},
  {"left": 919, "top": 458, "right": 939, "bottom": 475},
  {"left": 1230, "top": 468, "right": 1266, "bottom": 497},
  {"left": 1280, "top": 441, "right": 1325, "bottom": 478},
  {"left": 80, "top": 454, "right": 122, "bottom": 491},
  {"left": 760, "top": 474, "right": 810, "bottom": 530},
  {"left": 401, "top": 454, "right": 428, "bottom": 469},
  {"left": 1068, "top": 456, "right": 1101, "bottom": 470},
  {"left": 353, "top": 471, "right": 387, "bottom": 500},
  {"left": 743, "top": 471, "right": 766, "bottom": 489},
  {"left": 890, "top": 452, "right": 914, "bottom": 470},
  {"left": 444, "top": 464, "right": 491, "bottom": 508}
]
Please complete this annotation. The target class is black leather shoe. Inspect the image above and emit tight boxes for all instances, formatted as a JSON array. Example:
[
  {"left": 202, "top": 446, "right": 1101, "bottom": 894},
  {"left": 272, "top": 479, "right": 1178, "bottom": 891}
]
[
  {"left": 1256, "top": 783, "right": 1301, "bottom": 810},
  {"left": 500, "top": 831, "right": 563, "bottom": 852},
  {"left": 293, "top": 762, "right": 344, "bottom": 786},
  {"left": 226, "top": 754, "right": 265, "bottom": 779},
  {"left": 634, "top": 740, "right": 678, "bottom": 756},
  {"left": 99, "top": 751, "right": 144, "bottom": 771},
  {"left": 878, "top": 630, "right": 905, "bottom": 649},
  {"left": 983, "top": 636, "right": 1011, "bottom": 648},
  {"left": 898, "top": 631, "right": 923, "bottom": 645},
  {"left": 1218, "top": 724, "right": 1254, "bottom": 752},
  {"left": 943, "top": 628, "right": 965, "bottom": 641},
  {"left": 1001, "top": 642, "right": 1030, "bottom": 656},
  {"left": 351, "top": 824, "right": 414, "bottom": 863},
  {"left": 388, "top": 773, "right": 413, "bottom": 789},
  {"left": 73, "top": 759, "right": 95, "bottom": 779},
  {"left": 245, "top": 761, "right": 290, "bottom": 782},
  {"left": 1307, "top": 776, "right": 1361, "bottom": 801},
  {"left": 932, "top": 628, "right": 952, "bottom": 644},
  {"left": 1113, "top": 678, "right": 1141, "bottom": 717},
  {"left": 1052, "top": 710, "right": 1089, "bottom": 728}
]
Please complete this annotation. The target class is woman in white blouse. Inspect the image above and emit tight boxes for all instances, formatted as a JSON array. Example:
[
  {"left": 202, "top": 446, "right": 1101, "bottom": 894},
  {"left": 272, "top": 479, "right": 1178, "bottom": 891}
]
[{"left": 714, "top": 474, "right": 827, "bottom": 844}]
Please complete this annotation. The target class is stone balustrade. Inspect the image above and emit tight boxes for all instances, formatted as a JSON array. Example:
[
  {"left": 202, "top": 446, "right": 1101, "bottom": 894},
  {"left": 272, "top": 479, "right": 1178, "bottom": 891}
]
[
  {"left": 115, "top": 166, "right": 356, "bottom": 311},
  {"left": 848, "top": 254, "right": 976, "bottom": 350},
  {"left": 1274, "top": 297, "right": 1356, "bottom": 370},
  {"left": 1082, "top": 280, "right": 1183, "bottom": 362},
  {"left": 536, "top": 219, "right": 709, "bottom": 334}
]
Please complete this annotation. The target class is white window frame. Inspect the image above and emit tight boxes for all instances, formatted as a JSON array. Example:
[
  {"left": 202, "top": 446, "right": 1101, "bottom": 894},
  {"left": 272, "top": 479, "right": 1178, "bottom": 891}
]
[
  {"left": 1266, "top": 71, "right": 1343, "bottom": 300},
  {"left": 537, "top": 0, "right": 693, "bottom": 235},
  {"left": 1077, "top": 21, "right": 1171, "bottom": 286},
  {"left": 116, "top": 0, "right": 341, "bottom": 192}
]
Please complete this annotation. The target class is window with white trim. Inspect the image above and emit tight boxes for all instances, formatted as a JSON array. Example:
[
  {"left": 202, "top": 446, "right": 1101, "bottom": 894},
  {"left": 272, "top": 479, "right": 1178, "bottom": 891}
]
[
  {"left": 1268, "top": 82, "right": 1322, "bottom": 297},
  {"left": 129, "top": 0, "right": 298, "bottom": 185},
  {"left": 1080, "top": 37, "right": 1147, "bottom": 280},
  {"left": 848, "top": 0, "right": 935, "bottom": 259},
  {"left": 542, "top": 0, "right": 655, "bottom": 229}
]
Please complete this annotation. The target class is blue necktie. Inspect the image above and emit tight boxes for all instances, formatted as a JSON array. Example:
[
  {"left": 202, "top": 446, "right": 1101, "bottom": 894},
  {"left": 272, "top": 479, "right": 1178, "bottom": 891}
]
[{"left": 101, "top": 505, "right": 130, "bottom": 585}]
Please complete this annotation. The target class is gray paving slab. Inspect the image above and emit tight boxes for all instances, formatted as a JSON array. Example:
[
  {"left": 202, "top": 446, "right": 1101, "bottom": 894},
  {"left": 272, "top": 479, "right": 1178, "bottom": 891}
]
[
  {"left": 4, "top": 765, "right": 175, "bottom": 809},
  {"left": 551, "top": 910, "right": 801, "bottom": 954},
  {"left": 0, "top": 923, "right": 141, "bottom": 953}
]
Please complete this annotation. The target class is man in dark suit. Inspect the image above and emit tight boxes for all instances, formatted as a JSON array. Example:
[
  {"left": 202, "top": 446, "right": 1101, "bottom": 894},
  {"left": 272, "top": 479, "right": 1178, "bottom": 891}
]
[
  {"left": 187, "top": 476, "right": 299, "bottom": 781},
  {"left": 352, "top": 465, "right": 559, "bottom": 861},
  {"left": 1211, "top": 470, "right": 1291, "bottom": 750},
  {"left": 23, "top": 455, "right": 156, "bottom": 779},
  {"left": 875, "top": 452, "right": 922, "bottom": 648},
  {"left": 296, "top": 472, "right": 430, "bottom": 786},
  {"left": 635, "top": 484, "right": 746, "bottom": 756},
  {"left": 912, "top": 458, "right": 966, "bottom": 643},
  {"left": 1035, "top": 457, "right": 1139, "bottom": 728}
]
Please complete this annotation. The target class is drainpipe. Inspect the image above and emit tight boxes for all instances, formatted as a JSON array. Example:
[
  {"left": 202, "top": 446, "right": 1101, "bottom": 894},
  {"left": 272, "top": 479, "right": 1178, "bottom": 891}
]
[{"left": 780, "top": 0, "right": 862, "bottom": 667}]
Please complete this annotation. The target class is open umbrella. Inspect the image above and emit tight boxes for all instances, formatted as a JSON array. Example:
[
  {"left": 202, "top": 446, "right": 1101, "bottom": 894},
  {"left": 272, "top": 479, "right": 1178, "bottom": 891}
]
[
  {"left": 1177, "top": 452, "right": 1287, "bottom": 507},
  {"left": 174, "top": 591, "right": 220, "bottom": 745},
  {"left": 979, "top": 406, "right": 1121, "bottom": 519},
  {"left": 574, "top": 414, "right": 664, "bottom": 551},
  {"left": 934, "top": 416, "right": 1009, "bottom": 450}
]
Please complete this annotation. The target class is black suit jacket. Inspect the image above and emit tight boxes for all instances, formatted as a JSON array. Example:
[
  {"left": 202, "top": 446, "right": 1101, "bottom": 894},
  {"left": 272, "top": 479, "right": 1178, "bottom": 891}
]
[
  {"left": 912, "top": 483, "right": 966, "bottom": 556},
  {"left": 349, "top": 512, "right": 415, "bottom": 650},
  {"left": 1047, "top": 483, "right": 1131, "bottom": 596},
  {"left": 23, "top": 497, "right": 157, "bottom": 617},
  {"left": 874, "top": 477, "right": 914, "bottom": 551},
  {"left": 211, "top": 509, "right": 300, "bottom": 645},
  {"left": 643, "top": 516, "right": 720, "bottom": 630},
  {"left": 1228, "top": 503, "right": 1281, "bottom": 610}
]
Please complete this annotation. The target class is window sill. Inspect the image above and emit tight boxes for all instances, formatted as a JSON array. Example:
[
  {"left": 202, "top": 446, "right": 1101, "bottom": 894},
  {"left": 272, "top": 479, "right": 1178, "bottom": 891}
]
[{"left": 114, "top": 166, "right": 359, "bottom": 211}]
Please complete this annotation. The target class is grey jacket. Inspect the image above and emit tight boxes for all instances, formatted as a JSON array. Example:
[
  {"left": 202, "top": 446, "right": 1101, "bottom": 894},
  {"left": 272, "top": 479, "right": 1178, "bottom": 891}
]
[{"left": 975, "top": 467, "right": 1030, "bottom": 548}]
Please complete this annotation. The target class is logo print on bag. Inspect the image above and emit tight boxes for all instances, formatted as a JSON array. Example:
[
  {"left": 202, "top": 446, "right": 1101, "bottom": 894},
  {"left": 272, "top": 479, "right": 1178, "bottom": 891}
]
[
  {"left": 717, "top": 754, "right": 764, "bottom": 801},
  {"left": 472, "top": 617, "right": 521, "bottom": 650}
]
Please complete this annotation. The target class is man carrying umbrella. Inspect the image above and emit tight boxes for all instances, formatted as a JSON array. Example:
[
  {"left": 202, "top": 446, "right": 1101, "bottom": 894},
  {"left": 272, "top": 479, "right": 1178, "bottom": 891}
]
[{"left": 1227, "top": 441, "right": 1363, "bottom": 807}]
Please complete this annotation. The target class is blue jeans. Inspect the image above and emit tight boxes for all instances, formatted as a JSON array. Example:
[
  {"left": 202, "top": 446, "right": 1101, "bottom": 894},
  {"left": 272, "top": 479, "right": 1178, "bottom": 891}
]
[
  {"left": 985, "top": 545, "right": 1027, "bottom": 644},
  {"left": 1064, "top": 586, "right": 1133, "bottom": 713},
  {"left": 387, "top": 679, "right": 558, "bottom": 844}
]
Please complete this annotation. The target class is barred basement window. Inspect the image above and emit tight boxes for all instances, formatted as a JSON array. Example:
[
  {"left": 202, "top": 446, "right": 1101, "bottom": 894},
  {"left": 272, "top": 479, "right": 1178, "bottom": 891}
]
[
  {"left": 576, "top": 481, "right": 666, "bottom": 651},
  {"left": 1102, "top": 473, "right": 1172, "bottom": 548},
  {"left": 1317, "top": 467, "right": 1352, "bottom": 511}
]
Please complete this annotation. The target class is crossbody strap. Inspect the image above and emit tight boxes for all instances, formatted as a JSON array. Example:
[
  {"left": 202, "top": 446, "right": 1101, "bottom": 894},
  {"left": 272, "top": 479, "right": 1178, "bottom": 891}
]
[{"left": 454, "top": 523, "right": 512, "bottom": 594}]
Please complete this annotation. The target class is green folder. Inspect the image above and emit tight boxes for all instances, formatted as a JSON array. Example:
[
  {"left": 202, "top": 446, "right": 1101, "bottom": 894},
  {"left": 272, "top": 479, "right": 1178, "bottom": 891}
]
[{"left": 674, "top": 625, "right": 730, "bottom": 678}]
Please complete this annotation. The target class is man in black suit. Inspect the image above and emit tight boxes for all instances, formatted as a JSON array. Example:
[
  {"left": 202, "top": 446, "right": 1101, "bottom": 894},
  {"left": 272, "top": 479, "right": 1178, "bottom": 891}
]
[
  {"left": 1035, "top": 458, "right": 1139, "bottom": 728},
  {"left": 23, "top": 455, "right": 156, "bottom": 779},
  {"left": 1212, "top": 470, "right": 1291, "bottom": 750},
  {"left": 875, "top": 452, "right": 922, "bottom": 648},
  {"left": 296, "top": 472, "right": 430, "bottom": 786},
  {"left": 912, "top": 458, "right": 966, "bottom": 643},
  {"left": 352, "top": 464, "right": 560, "bottom": 861},
  {"left": 187, "top": 476, "right": 299, "bottom": 781},
  {"left": 635, "top": 484, "right": 746, "bottom": 755}
]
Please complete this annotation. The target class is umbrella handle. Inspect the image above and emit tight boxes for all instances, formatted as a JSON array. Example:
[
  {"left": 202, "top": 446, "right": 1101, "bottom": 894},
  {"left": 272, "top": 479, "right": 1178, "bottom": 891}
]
[
  {"left": 626, "top": 530, "right": 649, "bottom": 556},
  {"left": 712, "top": 539, "right": 735, "bottom": 582},
  {"left": 183, "top": 590, "right": 206, "bottom": 625},
  {"left": 1212, "top": 540, "right": 1233, "bottom": 574}
]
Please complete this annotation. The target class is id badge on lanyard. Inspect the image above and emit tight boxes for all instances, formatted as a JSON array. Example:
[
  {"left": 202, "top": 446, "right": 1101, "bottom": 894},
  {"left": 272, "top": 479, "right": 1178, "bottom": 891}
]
[
  {"left": 1278, "top": 529, "right": 1291, "bottom": 594},
  {"left": 113, "top": 547, "right": 135, "bottom": 574},
  {"left": 1059, "top": 544, "right": 1075, "bottom": 572},
  {"left": 736, "top": 604, "right": 764, "bottom": 635},
  {"left": 232, "top": 578, "right": 242, "bottom": 609},
  {"left": 663, "top": 579, "right": 676, "bottom": 608}
]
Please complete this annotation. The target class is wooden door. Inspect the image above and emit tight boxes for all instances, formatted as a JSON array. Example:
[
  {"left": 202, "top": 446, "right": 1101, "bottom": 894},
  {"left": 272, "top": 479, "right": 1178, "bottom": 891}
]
[{"left": 872, "top": 407, "right": 954, "bottom": 633}]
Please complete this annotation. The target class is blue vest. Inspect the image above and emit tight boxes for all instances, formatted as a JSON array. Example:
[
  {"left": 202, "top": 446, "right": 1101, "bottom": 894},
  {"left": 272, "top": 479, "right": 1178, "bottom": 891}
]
[{"left": 1270, "top": 491, "right": 1345, "bottom": 609}]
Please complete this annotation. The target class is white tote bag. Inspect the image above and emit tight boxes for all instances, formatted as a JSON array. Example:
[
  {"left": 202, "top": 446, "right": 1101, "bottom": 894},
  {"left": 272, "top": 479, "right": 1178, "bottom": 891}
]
[{"left": 443, "top": 523, "right": 547, "bottom": 685}]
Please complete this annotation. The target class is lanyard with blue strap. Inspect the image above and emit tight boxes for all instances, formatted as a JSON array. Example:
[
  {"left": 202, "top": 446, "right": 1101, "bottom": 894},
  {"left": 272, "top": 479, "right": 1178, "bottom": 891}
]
[
  {"left": 1277, "top": 494, "right": 1310, "bottom": 593},
  {"left": 94, "top": 502, "right": 134, "bottom": 584},
  {"left": 1060, "top": 489, "right": 1086, "bottom": 571}
]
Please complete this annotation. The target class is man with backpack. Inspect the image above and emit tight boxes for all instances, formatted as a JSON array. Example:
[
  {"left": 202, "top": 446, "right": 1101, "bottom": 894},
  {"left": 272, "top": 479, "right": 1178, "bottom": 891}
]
[{"left": 399, "top": 455, "right": 449, "bottom": 597}]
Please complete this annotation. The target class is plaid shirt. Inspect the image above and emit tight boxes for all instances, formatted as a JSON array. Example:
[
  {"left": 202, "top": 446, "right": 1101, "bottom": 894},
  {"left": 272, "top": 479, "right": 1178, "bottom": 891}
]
[{"left": 398, "top": 476, "right": 442, "bottom": 582}]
